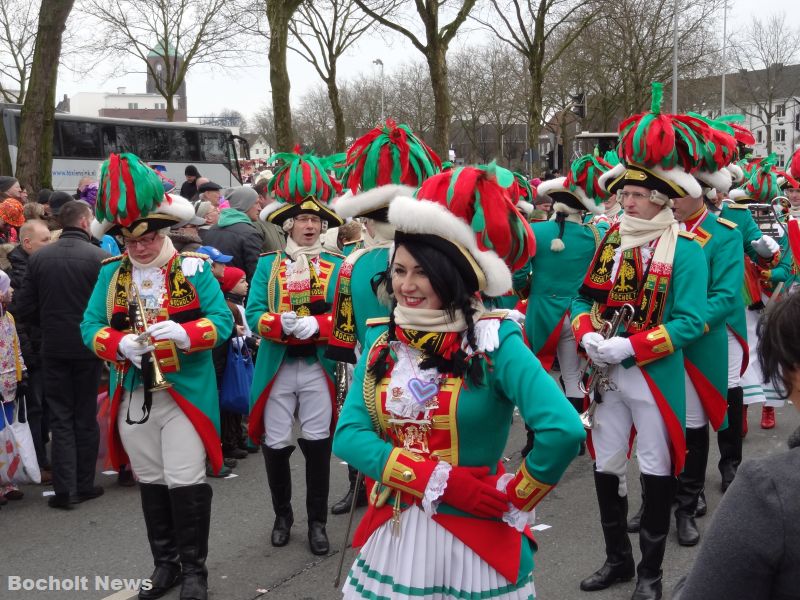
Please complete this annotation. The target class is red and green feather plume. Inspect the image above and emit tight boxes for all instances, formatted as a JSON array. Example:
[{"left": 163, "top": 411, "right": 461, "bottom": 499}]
[
  {"left": 96, "top": 153, "right": 165, "bottom": 226},
  {"left": 343, "top": 119, "right": 441, "bottom": 193},
  {"left": 267, "top": 145, "right": 342, "bottom": 205},
  {"left": 567, "top": 154, "right": 612, "bottom": 201}
]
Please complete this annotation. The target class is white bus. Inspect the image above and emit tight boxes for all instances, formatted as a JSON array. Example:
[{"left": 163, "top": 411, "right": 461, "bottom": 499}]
[{"left": 2, "top": 107, "right": 249, "bottom": 192}]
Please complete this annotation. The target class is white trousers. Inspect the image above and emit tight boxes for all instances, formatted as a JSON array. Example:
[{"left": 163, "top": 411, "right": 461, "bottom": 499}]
[
  {"left": 556, "top": 318, "right": 584, "bottom": 398},
  {"left": 263, "top": 359, "right": 332, "bottom": 449},
  {"left": 684, "top": 373, "right": 707, "bottom": 429},
  {"left": 593, "top": 364, "right": 672, "bottom": 494},
  {"left": 118, "top": 389, "right": 207, "bottom": 488},
  {"left": 727, "top": 328, "right": 743, "bottom": 388}
]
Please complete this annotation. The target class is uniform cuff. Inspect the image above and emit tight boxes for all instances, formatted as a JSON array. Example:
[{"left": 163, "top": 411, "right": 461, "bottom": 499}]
[
  {"left": 572, "top": 313, "right": 596, "bottom": 346},
  {"left": 506, "top": 461, "right": 554, "bottom": 512},
  {"left": 91, "top": 327, "right": 126, "bottom": 363},
  {"left": 257, "top": 312, "right": 284, "bottom": 342},
  {"left": 629, "top": 324, "right": 675, "bottom": 366},
  {"left": 180, "top": 318, "right": 218, "bottom": 353},
  {"left": 381, "top": 448, "right": 437, "bottom": 499}
]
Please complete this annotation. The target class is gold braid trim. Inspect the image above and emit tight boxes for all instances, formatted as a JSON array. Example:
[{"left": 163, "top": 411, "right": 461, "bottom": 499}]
[
  {"left": 362, "top": 330, "right": 389, "bottom": 435},
  {"left": 589, "top": 302, "right": 605, "bottom": 331},
  {"left": 267, "top": 253, "right": 283, "bottom": 313}
]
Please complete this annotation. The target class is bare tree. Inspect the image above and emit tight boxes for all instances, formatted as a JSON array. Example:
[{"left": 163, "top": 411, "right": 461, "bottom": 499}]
[
  {"left": 386, "top": 61, "right": 436, "bottom": 138},
  {"left": 81, "top": 0, "right": 237, "bottom": 122},
  {"left": 473, "top": 0, "right": 596, "bottom": 164},
  {"left": 727, "top": 13, "right": 800, "bottom": 154},
  {"left": 294, "top": 85, "right": 337, "bottom": 154},
  {"left": 289, "top": 0, "right": 379, "bottom": 151},
  {"left": 354, "top": 0, "right": 478, "bottom": 156},
  {"left": 0, "top": 0, "right": 38, "bottom": 104},
  {"left": 448, "top": 47, "right": 490, "bottom": 163},
  {"left": 266, "top": 0, "right": 303, "bottom": 150},
  {"left": 16, "top": 0, "right": 74, "bottom": 192},
  {"left": 252, "top": 106, "right": 278, "bottom": 152},
  {"left": 340, "top": 72, "right": 384, "bottom": 133}
]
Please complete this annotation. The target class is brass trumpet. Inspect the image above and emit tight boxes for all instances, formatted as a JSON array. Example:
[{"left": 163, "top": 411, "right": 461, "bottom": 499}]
[
  {"left": 127, "top": 281, "right": 171, "bottom": 392},
  {"left": 578, "top": 303, "right": 635, "bottom": 429}
]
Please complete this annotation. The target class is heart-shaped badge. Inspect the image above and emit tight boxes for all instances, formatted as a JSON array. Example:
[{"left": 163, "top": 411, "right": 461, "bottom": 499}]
[{"left": 408, "top": 378, "right": 438, "bottom": 404}]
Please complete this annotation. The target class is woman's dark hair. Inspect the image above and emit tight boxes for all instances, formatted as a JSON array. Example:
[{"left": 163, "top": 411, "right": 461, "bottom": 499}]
[
  {"left": 757, "top": 293, "right": 800, "bottom": 398},
  {"left": 369, "top": 239, "right": 484, "bottom": 386}
]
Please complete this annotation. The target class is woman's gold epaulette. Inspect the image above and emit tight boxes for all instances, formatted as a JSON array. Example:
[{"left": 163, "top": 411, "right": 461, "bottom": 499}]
[
  {"left": 101, "top": 255, "right": 123, "bottom": 265},
  {"left": 366, "top": 317, "right": 390, "bottom": 327}
]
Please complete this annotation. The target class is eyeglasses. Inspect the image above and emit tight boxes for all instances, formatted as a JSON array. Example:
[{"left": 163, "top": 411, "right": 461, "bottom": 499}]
[
  {"left": 295, "top": 215, "right": 321, "bottom": 224},
  {"left": 617, "top": 190, "right": 650, "bottom": 201},
  {"left": 125, "top": 233, "right": 160, "bottom": 247}
]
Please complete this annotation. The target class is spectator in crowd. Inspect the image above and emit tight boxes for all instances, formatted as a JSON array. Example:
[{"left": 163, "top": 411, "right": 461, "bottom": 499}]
[
  {"left": 195, "top": 201, "right": 220, "bottom": 236},
  {"left": 36, "top": 189, "right": 52, "bottom": 206},
  {"left": 8, "top": 219, "right": 52, "bottom": 481},
  {"left": 44, "top": 191, "right": 74, "bottom": 231},
  {"left": 0, "top": 269, "right": 26, "bottom": 503},
  {"left": 23, "top": 201, "right": 45, "bottom": 222},
  {"left": 197, "top": 245, "right": 233, "bottom": 281},
  {"left": 73, "top": 177, "right": 94, "bottom": 200},
  {"left": 0, "top": 197, "right": 25, "bottom": 243},
  {"left": 200, "top": 187, "right": 263, "bottom": 282},
  {"left": 180, "top": 165, "right": 201, "bottom": 200},
  {"left": 15, "top": 201, "right": 109, "bottom": 509},
  {"left": 0, "top": 176, "right": 28, "bottom": 203},
  {"left": 78, "top": 181, "right": 99, "bottom": 210},
  {"left": 253, "top": 179, "right": 285, "bottom": 253},
  {"left": 168, "top": 211, "right": 205, "bottom": 253},
  {"left": 673, "top": 293, "right": 800, "bottom": 600},
  {"left": 196, "top": 181, "right": 221, "bottom": 208}
]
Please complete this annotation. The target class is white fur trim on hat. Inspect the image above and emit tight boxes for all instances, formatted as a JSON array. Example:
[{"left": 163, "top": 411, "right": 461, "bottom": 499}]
[
  {"left": 648, "top": 164, "right": 702, "bottom": 199},
  {"left": 695, "top": 169, "right": 733, "bottom": 195},
  {"left": 388, "top": 196, "right": 512, "bottom": 296},
  {"left": 727, "top": 164, "right": 745, "bottom": 185},
  {"left": 334, "top": 184, "right": 416, "bottom": 219},
  {"left": 536, "top": 177, "right": 603, "bottom": 214},
  {"left": 598, "top": 162, "right": 626, "bottom": 195},
  {"left": 90, "top": 194, "right": 194, "bottom": 238},
  {"left": 91, "top": 219, "right": 111, "bottom": 239},
  {"left": 516, "top": 200, "right": 534, "bottom": 217},
  {"left": 259, "top": 200, "right": 283, "bottom": 222},
  {"left": 728, "top": 187, "right": 751, "bottom": 203}
]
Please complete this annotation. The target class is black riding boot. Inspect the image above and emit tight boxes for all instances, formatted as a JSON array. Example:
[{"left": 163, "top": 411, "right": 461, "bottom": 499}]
[
  {"left": 675, "top": 425, "right": 708, "bottom": 546},
  {"left": 169, "top": 483, "right": 213, "bottom": 600},
  {"left": 627, "top": 474, "right": 645, "bottom": 533},
  {"left": 262, "top": 444, "right": 295, "bottom": 547},
  {"left": 298, "top": 437, "right": 332, "bottom": 555},
  {"left": 331, "top": 464, "right": 367, "bottom": 515},
  {"left": 567, "top": 397, "right": 587, "bottom": 455},
  {"left": 717, "top": 386, "right": 743, "bottom": 492},
  {"left": 631, "top": 474, "right": 677, "bottom": 600},
  {"left": 138, "top": 484, "right": 180, "bottom": 600},
  {"left": 580, "top": 470, "right": 635, "bottom": 591}
]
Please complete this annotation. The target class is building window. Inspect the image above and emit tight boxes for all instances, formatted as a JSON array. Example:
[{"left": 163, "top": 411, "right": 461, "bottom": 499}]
[
  {"left": 796, "top": 113, "right": 800, "bottom": 131},
  {"left": 777, "top": 154, "right": 785, "bottom": 165},
  {"left": 757, "top": 129, "right": 763, "bottom": 143},
  {"left": 775, "top": 129, "right": 786, "bottom": 142},
  {"left": 128, "top": 102, "right": 138, "bottom": 109},
  {"left": 776, "top": 104, "right": 786, "bottom": 118},
  {"left": 155, "top": 103, "right": 165, "bottom": 109}
]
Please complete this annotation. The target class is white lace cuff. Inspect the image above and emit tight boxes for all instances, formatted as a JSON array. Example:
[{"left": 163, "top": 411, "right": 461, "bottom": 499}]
[
  {"left": 422, "top": 461, "right": 452, "bottom": 517},
  {"left": 496, "top": 473, "right": 535, "bottom": 532}
]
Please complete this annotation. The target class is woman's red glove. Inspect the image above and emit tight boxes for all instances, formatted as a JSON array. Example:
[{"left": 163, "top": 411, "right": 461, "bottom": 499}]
[{"left": 441, "top": 465, "right": 508, "bottom": 518}]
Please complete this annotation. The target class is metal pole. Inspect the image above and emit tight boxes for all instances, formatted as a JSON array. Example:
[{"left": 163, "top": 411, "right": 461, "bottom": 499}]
[
  {"left": 373, "top": 59, "right": 385, "bottom": 122},
  {"left": 721, "top": 1, "right": 727, "bottom": 114},
  {"left": 672, "top": 0, "right": 679, "bottom": 112}
]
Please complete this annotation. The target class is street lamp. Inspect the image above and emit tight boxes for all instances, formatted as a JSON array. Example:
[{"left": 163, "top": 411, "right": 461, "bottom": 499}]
[
  {"left": 721, "top": 0, "right": 728, "bottom": 114},
  {"left": 373, "top": 58, "right": 385, "bottom": 123}
]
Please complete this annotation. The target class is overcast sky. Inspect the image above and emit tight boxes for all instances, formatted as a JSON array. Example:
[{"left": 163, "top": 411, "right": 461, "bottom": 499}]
[{"left": 56, "top": 0, "right": 800, "bottom": 124}]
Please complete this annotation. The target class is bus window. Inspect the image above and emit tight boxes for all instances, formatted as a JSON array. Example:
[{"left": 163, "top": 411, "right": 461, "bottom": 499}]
[
  {"left": 166, "top": 129, "right": 200, "bottom": 162},
  {"left": 199, "top": 131, "right": 226, "bottom": 163},
  {"left": 136, "top": 127, "right": 170, "bottom": 161},
  {"left": 58, "top": 121, "right": 102, "bottom": 158},
  {"left": 102, "top": 124, "right": 138, "bottom": 155}
]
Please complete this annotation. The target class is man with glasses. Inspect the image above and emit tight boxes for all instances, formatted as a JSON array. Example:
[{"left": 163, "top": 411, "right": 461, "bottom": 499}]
[
  {"left": 246, "top": 149, "right": 344, "bottom": 556},
  {"left": 81, "top": 153, "right": 232, "bottom": 600},
  {"left": 574, "top": 148, "right": 708, "bottom": 598}
]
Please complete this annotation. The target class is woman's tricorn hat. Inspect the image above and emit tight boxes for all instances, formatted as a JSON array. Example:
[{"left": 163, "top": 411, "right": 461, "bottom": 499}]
[{"left": 388, "top": 163, "right": 535, "bottom": 297}]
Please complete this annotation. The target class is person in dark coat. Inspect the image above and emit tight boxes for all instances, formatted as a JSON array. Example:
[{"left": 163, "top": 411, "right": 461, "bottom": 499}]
[
  {"left": 199, "top": 187, "right": 264, "bottom": 282},
  {"left": 673, "top": 292, "right": 800, "bottom": 600},
  {"left": 8, "top": 219, "right": 52, "bottom": 479},
  {"left": 14, "top": 201, "right": 110, "bottom": 509},
  {"left": 180, "top": 165, "right": 201, "bottom": 200}
]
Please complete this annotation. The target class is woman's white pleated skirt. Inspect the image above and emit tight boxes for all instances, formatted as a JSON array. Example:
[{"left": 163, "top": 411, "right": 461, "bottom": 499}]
[{"left": 342, "top": 505, "right": 535, "bottom": 600}]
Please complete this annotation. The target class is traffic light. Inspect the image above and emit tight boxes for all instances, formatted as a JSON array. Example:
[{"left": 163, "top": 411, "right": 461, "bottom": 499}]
[{"left": 570, "top": 93, "right": 586, "bottom": 119}]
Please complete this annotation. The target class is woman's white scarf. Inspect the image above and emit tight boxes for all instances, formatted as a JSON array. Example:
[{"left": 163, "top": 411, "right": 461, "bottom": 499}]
[{"left": 393, "top": 301, "right": 486, "bottom": 333}]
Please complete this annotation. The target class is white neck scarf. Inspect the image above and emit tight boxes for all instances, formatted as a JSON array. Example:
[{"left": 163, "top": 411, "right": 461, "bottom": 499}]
[
  {"left": 619, "top": 208, "right": 679, "bottom": 271},
  {"left": 128, "top": 235, "right": 176, "bottom": 270}
]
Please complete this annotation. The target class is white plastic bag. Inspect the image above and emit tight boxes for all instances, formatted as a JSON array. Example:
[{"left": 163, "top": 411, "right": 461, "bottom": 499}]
[{"left": 0, "top": 398, "right": 41, "bottom": 485}]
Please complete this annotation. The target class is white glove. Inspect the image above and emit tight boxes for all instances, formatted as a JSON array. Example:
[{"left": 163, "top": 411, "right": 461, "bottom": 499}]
[
  {"left": 752, "top": 235, "right": 780, "bottom": 258},
  {"left": 118, "top": 334, "right": 154, "bottom": 368},
  {"left": 147, "top": 320, "right": 191, "bottom": 350},
  {"left": 472, "top": 318, "right": 501, "bottom": 352},
  {"left": 506, "top": 309, "right": 526, "bottom": 326},
  {"left": 181, "top": 257, "right": 206, "bottom": 277},
  {"left": 581, "top": 332, "right": 606, "bottom": 366},
  {"left": 596, "top": 336, "right": 635, "bottom": 365},
  {"left": 280, "top": 311, "right": 298, "bottom": 335},
  {"left": 293, "top": 316, "right": 319, "bottom": 340}
]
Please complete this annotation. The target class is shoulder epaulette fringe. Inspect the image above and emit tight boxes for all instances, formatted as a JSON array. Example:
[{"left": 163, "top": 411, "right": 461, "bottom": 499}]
[
  {"left": 678, "top": 231, "right": 697, "bottom": 240},
  {"left": 717, "top": 217, "right": 737, "bottom": 229},
  {"left": 101, "top": 255, "right": 123, "bottom": 265},
  {"left": 181, "top": 251, "right": 208, "bottom": 258}
]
